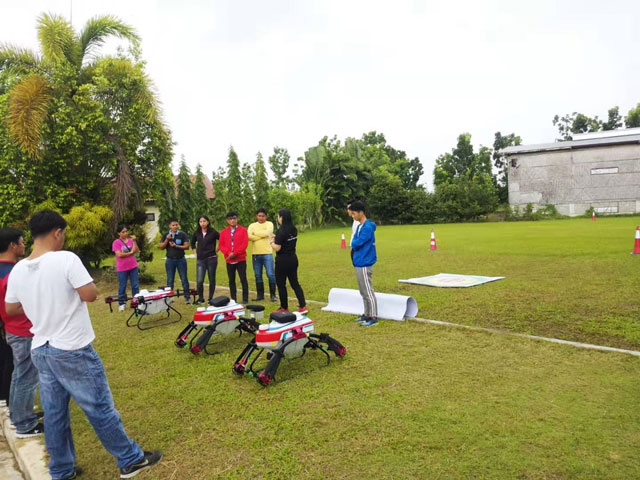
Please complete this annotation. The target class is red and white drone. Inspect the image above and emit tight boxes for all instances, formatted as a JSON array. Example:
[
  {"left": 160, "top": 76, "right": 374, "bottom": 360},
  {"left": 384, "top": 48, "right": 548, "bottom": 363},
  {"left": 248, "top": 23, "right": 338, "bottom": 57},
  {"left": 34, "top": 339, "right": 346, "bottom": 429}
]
[
  {"left": 175, "top": 296, "right": 263, "bottom": 354},
  {"left": 233, "top": 310, "right": 346, "bottom": 386},
  {"left": 105, "top": 287, "right": 196, "bottom": 330}
]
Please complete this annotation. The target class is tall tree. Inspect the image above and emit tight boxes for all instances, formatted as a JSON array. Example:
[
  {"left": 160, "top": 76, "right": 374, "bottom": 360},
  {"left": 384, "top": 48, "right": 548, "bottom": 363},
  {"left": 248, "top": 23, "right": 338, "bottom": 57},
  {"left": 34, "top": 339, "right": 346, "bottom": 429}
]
[
  {"left": 492, "top": 131, "right": 521, "bottom": 204},
  {"left": 225, "top": 146, "right": 243, "bottom": 214},
  {"left": 359, "top": 131, "right": 423, "bottom": 189},
  {"left": 268, "top": 146, "right": 290, "bottom": 189},
  {"left": 552, "top": 112, "right": 602, "bottom": 140},
  {"left": 253, "top": 151, "right": 270, "bottom": 210},
  {"left": 433, "top": 133, "right": 498, "bottom": 219},
  {"left": 192, "top": 164, "right": 210, "bottom": 223},
  {"left": 626, "top": 103, "right": 640, "bottom": 128},
  {"left": 176, "top": 157, "right": 194, "bottom": 229},
  {"left": 211, "top": 166, "right": 229, "bottom": 228},
  {"left": 0, "top": 13, "right": 172, "bottom": 226},
  {"left": 240, "top": 161, "right": 255, "bottom": 222},
  {"left": 602, "top": 106, "right": 623, "bottom": 131}
]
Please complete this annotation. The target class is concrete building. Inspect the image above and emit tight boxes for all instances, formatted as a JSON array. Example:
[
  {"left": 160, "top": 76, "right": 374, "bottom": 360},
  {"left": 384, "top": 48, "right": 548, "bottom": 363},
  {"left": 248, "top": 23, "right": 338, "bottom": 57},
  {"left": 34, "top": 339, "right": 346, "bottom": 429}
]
[{"left": 501, "top": 128, "right": 640, "bottom": 216}]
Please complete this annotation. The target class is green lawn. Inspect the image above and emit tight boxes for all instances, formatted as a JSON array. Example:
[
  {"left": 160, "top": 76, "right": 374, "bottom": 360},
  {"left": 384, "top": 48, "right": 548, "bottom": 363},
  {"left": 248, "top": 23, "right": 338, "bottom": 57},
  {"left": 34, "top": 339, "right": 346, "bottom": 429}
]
[{"left": 69, "top": 218, "right": 639, "bottom": 479}]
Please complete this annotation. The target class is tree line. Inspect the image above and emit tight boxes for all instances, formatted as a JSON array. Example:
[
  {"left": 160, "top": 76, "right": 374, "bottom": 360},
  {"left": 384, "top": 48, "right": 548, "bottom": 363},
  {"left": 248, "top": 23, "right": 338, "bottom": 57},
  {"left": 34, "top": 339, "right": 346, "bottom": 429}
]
[{"left": 2, "top": 14, "right": 639, "bottom": 267}]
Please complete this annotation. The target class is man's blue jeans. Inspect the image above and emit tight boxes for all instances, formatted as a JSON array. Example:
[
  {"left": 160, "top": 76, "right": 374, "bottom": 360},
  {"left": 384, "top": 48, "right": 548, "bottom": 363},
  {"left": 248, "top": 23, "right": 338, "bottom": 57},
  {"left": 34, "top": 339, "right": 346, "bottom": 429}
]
[
  {"left": 117, "top": 267, "right": 139, "bottom": 305},
  {"left": 31, "top": 343, "right": 143, "bottom": 480},
  {"left": 165, "top": 257, "right": 190, "bottom": 298},
  {"left": 252, "top": 254, "right": 275, "bottom": 285},
  {"left": 6, "top": 334, "right": 38, "bottom": 434}
]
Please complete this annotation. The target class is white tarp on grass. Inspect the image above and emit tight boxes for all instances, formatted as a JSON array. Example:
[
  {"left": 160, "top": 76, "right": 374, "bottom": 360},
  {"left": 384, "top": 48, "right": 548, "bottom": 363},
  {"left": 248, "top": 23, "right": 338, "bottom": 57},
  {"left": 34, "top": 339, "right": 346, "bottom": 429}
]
[
  {"left": 321, "top": 288, "right": 418, "bottom": 321},
  {"left": 398, "top": 273, "right": 505, "bottom": 288}
]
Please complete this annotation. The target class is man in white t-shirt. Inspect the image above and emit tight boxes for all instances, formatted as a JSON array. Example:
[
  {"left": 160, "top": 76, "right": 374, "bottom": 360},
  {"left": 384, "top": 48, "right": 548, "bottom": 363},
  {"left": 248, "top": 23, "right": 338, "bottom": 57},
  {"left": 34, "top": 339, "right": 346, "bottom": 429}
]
[{"left": 5, "top": 210, "right": 161, "bottom": 480}]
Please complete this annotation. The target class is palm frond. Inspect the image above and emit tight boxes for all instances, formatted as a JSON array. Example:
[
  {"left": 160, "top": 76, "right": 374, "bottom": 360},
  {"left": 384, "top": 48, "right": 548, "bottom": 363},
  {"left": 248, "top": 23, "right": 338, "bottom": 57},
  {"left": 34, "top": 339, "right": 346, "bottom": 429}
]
[
  {"left": 80, "top": 15, "right": 140, "bottom": 63},
  {"left": 7, "top": 75, "right": 51, "bottom": 159},
  {"left": 0, "top": 44, "right": 42, "bottom": 74},
  {"left": 108, "top": 134, "right": 142, "bottom": 224},
  {"left": 37, "top": 12, "right": 78, "bottom": 65}
]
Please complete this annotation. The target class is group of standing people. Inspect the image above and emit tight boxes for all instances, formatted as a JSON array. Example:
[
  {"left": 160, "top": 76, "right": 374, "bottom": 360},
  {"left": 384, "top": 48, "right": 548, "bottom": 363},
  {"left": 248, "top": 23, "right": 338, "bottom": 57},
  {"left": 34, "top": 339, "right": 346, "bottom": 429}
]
[
  {"left": 1, "top": 211, "right": 162, "bottom": 479},
  {"left": 0, "top": 200, "right": 378, "bottom": 479},
  {"left": 115, "top": 208, "right": 308, "bottom": 315}
]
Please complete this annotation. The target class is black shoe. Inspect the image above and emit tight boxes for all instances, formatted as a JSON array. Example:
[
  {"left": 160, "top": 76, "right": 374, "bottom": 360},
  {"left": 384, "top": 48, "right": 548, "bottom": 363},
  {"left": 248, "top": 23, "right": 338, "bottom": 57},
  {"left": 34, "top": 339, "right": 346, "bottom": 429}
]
[
  {"left": 251, "top": 296, "right": 264, "bottom": 302},
  {"left": 120, "top": 450, "right": 162, "bottom": 478},
  {"left": 61, "top": 466, "right": 83, "bottom": 479},
  {"left": 270, "top": 295, "right": 278, "bottom": 302},
  {"left": 17, "top": 422, "right": 44, "bottom": 438}
]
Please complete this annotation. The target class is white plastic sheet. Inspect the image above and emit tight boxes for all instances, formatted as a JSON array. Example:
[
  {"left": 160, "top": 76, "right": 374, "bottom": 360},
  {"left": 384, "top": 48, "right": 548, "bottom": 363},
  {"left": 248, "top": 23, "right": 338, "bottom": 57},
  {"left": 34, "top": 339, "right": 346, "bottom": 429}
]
[{"left": 321, "top": 288, "right": 418, "bottom": 321}]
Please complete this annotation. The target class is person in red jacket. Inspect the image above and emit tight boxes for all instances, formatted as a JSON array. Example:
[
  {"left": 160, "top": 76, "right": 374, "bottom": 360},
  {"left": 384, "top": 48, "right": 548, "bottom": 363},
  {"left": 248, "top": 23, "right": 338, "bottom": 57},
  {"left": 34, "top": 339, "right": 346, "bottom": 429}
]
[
  {"left": 0, "top": 227, "right": 42, "bottom": 438},
  {"left": 218, "top": 212, "right": 249, "bottom": 304}
]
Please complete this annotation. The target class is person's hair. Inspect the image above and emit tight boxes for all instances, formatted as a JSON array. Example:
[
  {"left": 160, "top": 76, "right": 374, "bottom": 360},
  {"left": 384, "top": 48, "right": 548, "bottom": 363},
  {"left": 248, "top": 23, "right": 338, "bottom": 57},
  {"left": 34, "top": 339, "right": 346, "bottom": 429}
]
[
  {"left": 349, "top": 200, "right": 366, "bottom": 213},
  {"left": 29, "top": 210, "right": 67, "bottom": 239},
  {"left": 198, "top": 215, "right": 212, "bottom": 232},
  {"left": 168, "top": 218, "right": 179, "bottom": 225},
  {"left": 256, "top": 208, "right": 267, "bottom": 215},
  {"left": 226, "top": 211, "right": 238, "bottom": 219},
  {"left": 116, "top": 224, "right": 129, "bottom": 234},
  {"left": 277, "top": 208, "right": 297, "bottom": 237},
  {"left": 346, "top": 198, "right": 358, "bottom": 209},
  {"left": 0, "top": 227, "right": 23, "bottom": 254}
]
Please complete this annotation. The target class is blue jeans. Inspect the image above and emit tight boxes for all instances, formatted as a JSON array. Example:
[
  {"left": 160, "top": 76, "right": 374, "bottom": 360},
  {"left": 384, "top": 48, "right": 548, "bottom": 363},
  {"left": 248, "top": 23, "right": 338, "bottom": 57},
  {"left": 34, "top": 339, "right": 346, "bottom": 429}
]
[
  {"left": 117, "top": 267, "right": 139, "bottom": 305},
  {"left": 165, "top": 257, "right": 190, "bottom": 298},
  {"left": 196, "top": 257, "right": 217, "bottom": 301},
  {"left": 252, "top": 254, "right": 275, "bottom": 285},
  {"left": 31, "top": 343, "right": 143, "bottom": 480},
  {"left": 6, "top": 334, "right": 38, "bottom": 433}
]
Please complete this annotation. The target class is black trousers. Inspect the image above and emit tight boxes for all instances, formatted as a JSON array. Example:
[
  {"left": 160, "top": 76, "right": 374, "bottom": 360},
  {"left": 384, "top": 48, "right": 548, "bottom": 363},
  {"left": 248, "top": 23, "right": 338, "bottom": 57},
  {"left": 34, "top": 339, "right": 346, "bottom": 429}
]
[
  {"left": 196, "top": 256, "right": 217, "bottom": 301},
  {"left": 275, "top": 254, "right": 306, "bottom": 310},
  {"left": 226, "top": 261, "right": 248, "bottom": 303},
  {"left": 0, "top": 328, "right": 13, "bottom": 403}
]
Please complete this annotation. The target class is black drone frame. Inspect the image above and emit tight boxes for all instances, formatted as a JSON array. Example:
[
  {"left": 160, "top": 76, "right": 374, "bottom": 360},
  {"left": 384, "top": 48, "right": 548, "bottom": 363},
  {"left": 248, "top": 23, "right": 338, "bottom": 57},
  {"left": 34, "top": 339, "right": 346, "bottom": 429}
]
[
  {"left": 233, "top": 326, "right": 346, "bottom": 386},
  {"left": 175, "top": 297, "right": 265, "bottom": 355}
]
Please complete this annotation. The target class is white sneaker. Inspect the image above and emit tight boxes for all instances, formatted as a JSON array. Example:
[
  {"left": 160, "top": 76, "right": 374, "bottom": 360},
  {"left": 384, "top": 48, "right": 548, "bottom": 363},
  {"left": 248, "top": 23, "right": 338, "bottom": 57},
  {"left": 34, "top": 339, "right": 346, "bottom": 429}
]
[
  {"left": 119, "top": 304, "right": 126, "bottom": 312},
  {"left": 0, "top": 400, "right": 6, "bottom": 407}
]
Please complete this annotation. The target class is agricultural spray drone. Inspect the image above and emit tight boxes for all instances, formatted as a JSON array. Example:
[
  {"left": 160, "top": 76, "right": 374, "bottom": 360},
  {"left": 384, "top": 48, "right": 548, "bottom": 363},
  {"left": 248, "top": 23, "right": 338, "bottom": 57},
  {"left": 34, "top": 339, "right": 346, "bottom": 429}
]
[
  {"left": 233, "top": 311, "right": 346, "bottom": 386},
  {"left": 175, "top": 296, "right": 264, "bottom": 354},
  {"left": 105, "top": 287, "right": 197, "bottom": 330}
]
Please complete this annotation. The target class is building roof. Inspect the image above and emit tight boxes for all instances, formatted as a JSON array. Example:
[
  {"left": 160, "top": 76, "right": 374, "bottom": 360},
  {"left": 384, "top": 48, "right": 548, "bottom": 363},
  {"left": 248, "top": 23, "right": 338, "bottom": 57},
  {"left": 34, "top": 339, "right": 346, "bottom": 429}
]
[{"left": 501, "top": 128, "right": 640, "bottom": 155}]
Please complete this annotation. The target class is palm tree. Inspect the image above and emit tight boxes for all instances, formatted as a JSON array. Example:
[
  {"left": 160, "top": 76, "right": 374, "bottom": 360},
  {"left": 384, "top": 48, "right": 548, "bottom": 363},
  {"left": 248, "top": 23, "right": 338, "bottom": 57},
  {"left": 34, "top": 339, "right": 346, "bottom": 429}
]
[{"left": 0, "top": 13, "right": 166, "bottom": 223}]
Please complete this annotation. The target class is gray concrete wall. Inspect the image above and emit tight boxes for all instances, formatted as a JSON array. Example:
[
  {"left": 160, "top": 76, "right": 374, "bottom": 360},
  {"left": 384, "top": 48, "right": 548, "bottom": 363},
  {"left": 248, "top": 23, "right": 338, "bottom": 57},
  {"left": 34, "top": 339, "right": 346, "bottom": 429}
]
[{"left": 507, "top": 144, "right": 640, "bottom": 215}]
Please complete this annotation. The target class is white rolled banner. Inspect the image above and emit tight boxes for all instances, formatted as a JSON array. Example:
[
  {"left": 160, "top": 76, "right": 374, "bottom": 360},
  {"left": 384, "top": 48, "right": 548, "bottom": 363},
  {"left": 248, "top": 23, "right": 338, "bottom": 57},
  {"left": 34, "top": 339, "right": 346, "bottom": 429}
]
[{"left": 321, "top": 288, "right": 418, "bottom": 321}]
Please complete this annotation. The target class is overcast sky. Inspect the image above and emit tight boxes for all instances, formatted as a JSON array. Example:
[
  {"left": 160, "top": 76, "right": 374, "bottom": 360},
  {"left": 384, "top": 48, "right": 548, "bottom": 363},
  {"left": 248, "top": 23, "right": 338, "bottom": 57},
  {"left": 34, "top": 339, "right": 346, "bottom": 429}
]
[{"left": 2, "top": 0, "right": 639, "bottom": 188}]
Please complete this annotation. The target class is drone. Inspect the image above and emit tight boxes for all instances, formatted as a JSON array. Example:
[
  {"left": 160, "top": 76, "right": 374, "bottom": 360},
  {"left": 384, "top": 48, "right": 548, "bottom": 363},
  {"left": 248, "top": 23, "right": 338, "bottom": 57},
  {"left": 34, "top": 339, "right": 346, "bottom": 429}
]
[
  {"left": 175, "top": 296, "right": 264, "bottom": 355},
  {"left": 105, "top": 287, "right": 197, "bottom": 330},
  {"left": 233, "top": 310, "right": 346, "bottom": 386}
]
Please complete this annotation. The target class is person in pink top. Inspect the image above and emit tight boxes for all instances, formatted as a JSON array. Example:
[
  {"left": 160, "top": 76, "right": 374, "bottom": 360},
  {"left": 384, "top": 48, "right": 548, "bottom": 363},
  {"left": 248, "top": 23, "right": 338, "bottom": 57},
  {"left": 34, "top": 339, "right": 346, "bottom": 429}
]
[{"left": 112, "top": 224, "right": 139, "bottom": 312}]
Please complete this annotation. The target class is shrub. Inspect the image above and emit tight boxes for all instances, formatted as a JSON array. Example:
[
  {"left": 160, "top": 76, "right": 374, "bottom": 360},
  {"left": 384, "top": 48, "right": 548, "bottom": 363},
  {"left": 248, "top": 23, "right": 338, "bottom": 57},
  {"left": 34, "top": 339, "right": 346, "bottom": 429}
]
[{"left": 63, "top": 203, "right": 113, "bottom": 268}]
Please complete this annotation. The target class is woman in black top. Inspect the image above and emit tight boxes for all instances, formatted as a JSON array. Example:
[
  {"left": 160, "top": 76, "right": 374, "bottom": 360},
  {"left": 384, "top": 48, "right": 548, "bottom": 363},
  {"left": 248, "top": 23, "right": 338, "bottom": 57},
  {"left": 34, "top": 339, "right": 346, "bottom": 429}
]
[
  {"left": 270, "top": 209, "right": 307, "bottom": 314},
  {"left": 191, "top": 216, "right": 220, "bottom": 304}
]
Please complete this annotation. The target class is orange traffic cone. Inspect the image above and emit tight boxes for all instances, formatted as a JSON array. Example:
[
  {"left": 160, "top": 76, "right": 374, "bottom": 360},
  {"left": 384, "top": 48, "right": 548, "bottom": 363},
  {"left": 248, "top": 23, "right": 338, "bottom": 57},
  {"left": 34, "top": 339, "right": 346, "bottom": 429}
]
[
  {"left": 430, "top": 229, "right": 437, "bottom": 251},
  {"left": 632, "top": 226, "right": 640, "bottom": 255},
  {"left": 592, "top": 210, "right": 596, "bottom": 221},
  {"left": 340, "top": 233, "right": 347, "bottom": 249}
]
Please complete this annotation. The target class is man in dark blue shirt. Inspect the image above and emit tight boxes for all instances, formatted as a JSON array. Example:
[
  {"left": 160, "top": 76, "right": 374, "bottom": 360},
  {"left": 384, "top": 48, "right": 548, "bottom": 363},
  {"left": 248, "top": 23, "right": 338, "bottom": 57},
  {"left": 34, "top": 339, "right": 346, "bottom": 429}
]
[{"left": 158, "top": 219, "right": 191, "bottom": 302}]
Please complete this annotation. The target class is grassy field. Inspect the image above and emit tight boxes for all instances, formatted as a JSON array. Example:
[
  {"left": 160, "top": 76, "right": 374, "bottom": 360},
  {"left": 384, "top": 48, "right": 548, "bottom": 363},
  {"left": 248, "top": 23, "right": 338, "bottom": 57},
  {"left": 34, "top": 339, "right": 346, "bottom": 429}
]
[{"left": 67, "top": 217, "right": 639, "bottom": 479}]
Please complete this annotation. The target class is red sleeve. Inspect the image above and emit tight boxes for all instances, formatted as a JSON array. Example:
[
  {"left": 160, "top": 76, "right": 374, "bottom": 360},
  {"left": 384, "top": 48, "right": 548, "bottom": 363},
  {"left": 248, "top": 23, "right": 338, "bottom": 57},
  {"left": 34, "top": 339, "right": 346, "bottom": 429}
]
[
  {"left": 218, "top": 229, "right": 230, "bottom": 255},
  {"left": 235, "top": 227, "right": 248, "bottom": 254}
]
